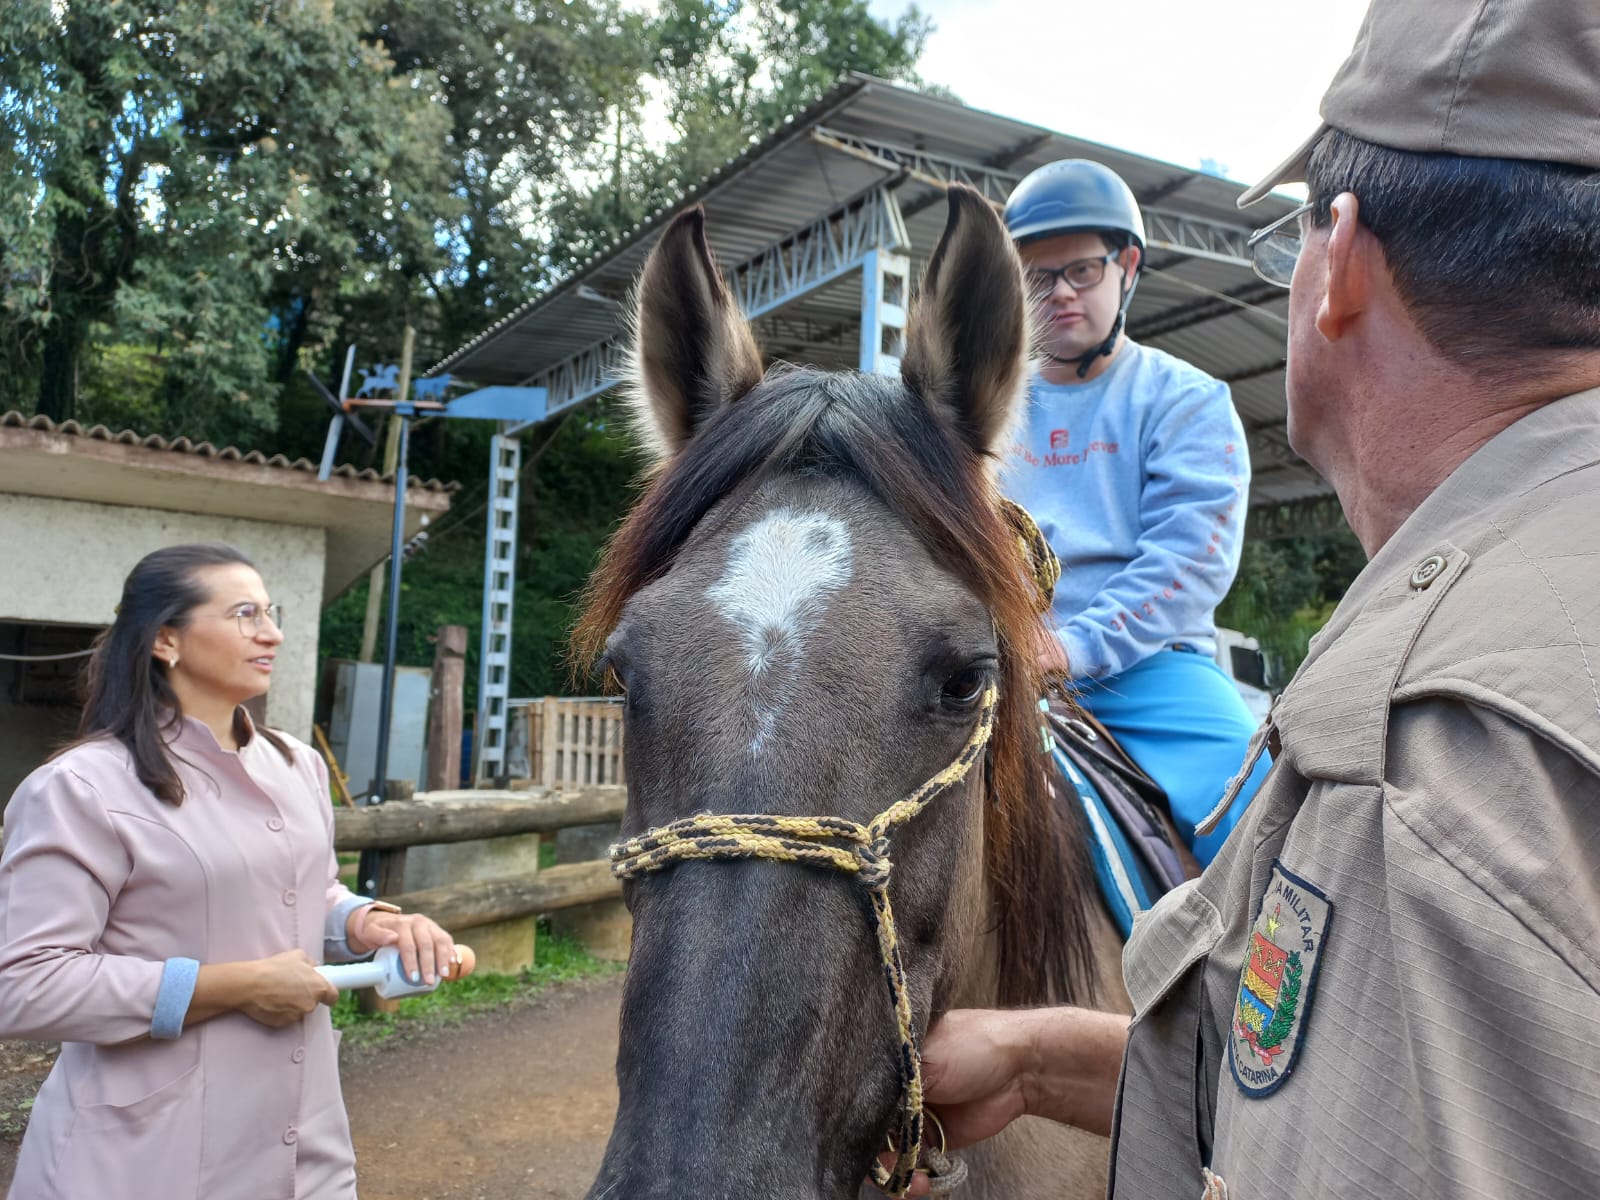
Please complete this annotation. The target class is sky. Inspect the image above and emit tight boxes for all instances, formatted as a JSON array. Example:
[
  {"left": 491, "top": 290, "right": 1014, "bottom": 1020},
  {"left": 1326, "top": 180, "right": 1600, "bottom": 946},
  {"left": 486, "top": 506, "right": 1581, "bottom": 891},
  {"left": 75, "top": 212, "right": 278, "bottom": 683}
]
[{"left": 866, "top": 0, "right": 1374, "bottom": 192}]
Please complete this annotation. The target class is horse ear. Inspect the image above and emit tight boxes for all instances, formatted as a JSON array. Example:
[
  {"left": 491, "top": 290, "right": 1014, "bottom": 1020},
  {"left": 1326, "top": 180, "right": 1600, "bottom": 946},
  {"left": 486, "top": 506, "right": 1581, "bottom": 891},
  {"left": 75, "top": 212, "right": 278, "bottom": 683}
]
[
  {"left": 629, "top": 205, "right": 763, "bottom": 461},
  {"left": 902, "top": 185, "right": 1031, "bottom": 459}
]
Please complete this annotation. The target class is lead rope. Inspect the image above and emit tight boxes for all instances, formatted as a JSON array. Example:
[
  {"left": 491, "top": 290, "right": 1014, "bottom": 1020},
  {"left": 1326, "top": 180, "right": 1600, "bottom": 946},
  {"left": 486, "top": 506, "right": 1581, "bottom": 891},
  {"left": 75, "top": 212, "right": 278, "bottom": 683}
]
[
  {"left": 918, "top": 1112, "right": 970, "bottom": 1194},
  {"left": 609, "top": 686, "right": 999, "bottom": 1197}
]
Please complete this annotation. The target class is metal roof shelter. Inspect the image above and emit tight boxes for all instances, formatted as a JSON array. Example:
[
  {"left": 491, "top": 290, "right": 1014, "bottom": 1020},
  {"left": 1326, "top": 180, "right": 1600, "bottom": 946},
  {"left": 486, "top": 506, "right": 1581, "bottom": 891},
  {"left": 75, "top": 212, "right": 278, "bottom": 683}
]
[
  {"left": 432, "top": 73, "right": 1329, "bottom": 781},
  {"left": 432, "top": 71, "right": 1325, "bottom": 508}
]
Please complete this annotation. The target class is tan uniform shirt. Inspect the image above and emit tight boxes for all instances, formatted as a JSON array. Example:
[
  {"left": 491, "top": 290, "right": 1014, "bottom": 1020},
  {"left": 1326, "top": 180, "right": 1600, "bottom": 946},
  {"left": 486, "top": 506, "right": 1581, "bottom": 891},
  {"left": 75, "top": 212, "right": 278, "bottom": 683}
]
[
  {"left": 1110, "top": 387, "right": 1600, "bottom": 1199},
  {"left": 0, "top": 715, "right": 369, "bottom": 1200}
]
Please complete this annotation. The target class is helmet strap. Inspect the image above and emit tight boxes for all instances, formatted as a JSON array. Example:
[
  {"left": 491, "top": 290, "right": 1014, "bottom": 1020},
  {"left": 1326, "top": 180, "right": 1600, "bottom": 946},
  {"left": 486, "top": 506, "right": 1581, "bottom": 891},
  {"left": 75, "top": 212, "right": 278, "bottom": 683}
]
[{"left": 1045, "top": 271, "right": 1138, "bottom": 379}]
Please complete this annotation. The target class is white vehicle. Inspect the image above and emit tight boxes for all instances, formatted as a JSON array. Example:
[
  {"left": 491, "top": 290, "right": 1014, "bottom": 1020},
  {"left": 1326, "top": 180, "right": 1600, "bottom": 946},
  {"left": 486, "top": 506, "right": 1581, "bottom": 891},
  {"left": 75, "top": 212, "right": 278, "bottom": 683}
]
[{"left": 1215, "top": 627, "right": 1274, "bottom": 723}]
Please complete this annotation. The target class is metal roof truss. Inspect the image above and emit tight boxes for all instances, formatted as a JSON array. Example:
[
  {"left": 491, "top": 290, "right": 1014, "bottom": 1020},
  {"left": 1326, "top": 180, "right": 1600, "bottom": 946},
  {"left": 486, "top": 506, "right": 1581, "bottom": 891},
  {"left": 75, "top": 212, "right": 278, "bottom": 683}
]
[
  {"left": 809, "top": 128, "right": 1252, "bottom": 268},
  {"left": 527, "top": 186, "right": 912, "bottom": 414}
]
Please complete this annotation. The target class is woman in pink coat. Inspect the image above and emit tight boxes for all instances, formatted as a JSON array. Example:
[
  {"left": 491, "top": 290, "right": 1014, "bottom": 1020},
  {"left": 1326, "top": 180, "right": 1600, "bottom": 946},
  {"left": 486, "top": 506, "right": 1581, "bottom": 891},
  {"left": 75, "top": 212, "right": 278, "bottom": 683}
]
[{"left": 0, "top": 543, "right": 455, "bottom": 1199}]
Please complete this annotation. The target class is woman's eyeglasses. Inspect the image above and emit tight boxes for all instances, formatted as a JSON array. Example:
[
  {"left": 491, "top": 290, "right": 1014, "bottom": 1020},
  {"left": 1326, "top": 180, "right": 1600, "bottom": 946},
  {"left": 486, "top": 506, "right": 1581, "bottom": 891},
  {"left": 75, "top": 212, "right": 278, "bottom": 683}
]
[{"left": 228, "top": 603, "right": 284, "bottom": 637}]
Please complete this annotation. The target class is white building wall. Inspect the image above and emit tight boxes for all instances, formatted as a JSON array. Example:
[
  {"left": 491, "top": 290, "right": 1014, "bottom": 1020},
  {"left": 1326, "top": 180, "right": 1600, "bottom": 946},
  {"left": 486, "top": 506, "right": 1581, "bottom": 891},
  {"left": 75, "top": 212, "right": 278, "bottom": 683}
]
[{"left": 0, "top": 494, "right": 327, "bottom": 740}]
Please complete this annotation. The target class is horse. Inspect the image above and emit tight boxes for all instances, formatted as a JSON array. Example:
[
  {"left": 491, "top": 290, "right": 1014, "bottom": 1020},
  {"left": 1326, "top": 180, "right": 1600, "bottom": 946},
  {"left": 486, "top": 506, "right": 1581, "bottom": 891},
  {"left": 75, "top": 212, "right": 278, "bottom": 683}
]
[{"left": 574, "top": 185, "right": 1133, "bottom": 1200}]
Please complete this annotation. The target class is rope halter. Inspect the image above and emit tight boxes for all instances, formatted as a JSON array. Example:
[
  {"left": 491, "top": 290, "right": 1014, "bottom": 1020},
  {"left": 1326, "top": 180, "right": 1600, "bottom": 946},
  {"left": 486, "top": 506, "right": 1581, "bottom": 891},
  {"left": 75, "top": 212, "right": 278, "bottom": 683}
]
[{"left": 609, "top": 685, "right": 1000, "bottom": 1197}]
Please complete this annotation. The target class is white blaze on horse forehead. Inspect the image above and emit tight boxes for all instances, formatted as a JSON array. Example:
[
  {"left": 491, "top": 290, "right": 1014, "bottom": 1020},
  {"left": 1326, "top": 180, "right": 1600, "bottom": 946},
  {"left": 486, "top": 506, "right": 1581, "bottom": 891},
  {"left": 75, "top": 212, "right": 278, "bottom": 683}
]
[{"left": 706, "top": 507, "right": 853, "bottom": 679}]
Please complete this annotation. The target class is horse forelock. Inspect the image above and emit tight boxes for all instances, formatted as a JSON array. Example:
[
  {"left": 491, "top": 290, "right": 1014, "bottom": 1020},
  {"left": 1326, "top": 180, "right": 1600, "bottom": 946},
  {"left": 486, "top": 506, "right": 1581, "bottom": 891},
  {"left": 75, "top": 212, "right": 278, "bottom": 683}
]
[{"left": 574, "top": 364, "right": 1100, "bottom": 1009}]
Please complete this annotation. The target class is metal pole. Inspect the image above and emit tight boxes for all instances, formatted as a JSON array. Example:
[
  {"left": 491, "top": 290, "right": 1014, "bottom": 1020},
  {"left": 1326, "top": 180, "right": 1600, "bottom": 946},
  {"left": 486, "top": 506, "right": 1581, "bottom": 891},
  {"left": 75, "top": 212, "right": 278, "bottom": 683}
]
[
  {"left": 359, "top": 329, "right": 415, "bottom": 662},
  {"left": 362, "top": 409, "right": 411, "bottom": 895}
]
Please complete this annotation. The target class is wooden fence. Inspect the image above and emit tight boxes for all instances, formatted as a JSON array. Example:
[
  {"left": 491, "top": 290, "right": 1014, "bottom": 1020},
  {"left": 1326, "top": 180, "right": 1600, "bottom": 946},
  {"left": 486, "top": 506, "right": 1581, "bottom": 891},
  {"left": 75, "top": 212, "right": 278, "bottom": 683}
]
[
  {"left": 334, "top": 669, "right": 628, "bottom": 950},
  {"left": 333, "top": 785, "right": 627, "bottom": 932},
  {"left": 522, "top": 696, "right": 625, "bottom": 788}
]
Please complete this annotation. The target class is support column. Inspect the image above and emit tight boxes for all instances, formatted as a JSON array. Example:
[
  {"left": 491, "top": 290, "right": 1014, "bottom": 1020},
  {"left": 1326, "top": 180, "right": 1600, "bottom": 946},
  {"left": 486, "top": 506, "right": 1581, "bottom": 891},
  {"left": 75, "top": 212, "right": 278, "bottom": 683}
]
[
  {"left": 474, "top": 428, "right": 521, "bottom": 784},
  {"left": 859, "top": 247, "right": 911, "bottom": 376}
]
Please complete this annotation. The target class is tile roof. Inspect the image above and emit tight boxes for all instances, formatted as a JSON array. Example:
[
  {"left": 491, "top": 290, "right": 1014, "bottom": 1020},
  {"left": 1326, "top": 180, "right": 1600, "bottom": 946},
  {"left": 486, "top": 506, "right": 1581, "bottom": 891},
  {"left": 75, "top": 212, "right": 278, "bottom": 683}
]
[{"left": 0, "top": 411, "right": 455, "bottom": 492}]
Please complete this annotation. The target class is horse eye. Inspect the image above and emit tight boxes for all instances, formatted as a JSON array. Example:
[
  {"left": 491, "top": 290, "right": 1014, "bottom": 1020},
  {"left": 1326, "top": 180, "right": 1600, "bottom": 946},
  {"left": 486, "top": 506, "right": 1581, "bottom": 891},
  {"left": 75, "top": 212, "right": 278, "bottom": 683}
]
[{"left": 940, "top": 667, "right": 988, "bottom": 707}]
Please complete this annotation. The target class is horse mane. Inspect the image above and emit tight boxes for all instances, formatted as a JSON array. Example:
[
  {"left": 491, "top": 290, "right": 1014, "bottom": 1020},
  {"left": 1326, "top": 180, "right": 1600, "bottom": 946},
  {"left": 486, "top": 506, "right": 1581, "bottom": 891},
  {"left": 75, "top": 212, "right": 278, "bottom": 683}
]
[{"left": 573, "top": 364, "right": 1100, "bottom": 1008}]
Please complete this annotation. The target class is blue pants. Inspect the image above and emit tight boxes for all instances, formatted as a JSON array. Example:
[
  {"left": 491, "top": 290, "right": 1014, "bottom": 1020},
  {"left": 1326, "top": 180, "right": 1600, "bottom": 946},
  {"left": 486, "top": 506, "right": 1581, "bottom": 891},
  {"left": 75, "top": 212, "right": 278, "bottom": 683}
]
[{"left": 1075, "top": 648, "right": 1269, "bottom": 866}]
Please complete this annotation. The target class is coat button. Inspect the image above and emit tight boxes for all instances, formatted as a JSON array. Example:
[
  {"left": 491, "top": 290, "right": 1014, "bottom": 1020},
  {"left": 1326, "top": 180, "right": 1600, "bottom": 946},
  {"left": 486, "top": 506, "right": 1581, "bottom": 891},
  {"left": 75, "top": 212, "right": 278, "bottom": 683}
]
[
  {"left": 1410, "top": 554, "right": 1447, "bottom": 589},
  {"left": 266, "top": 817, "right": 284, "bottom": 832},
  {"left": 291, "top": 1047, "right": 306, "bottom": 1063},
  {"left": 283, "top": 1126, "right": 298, "bottom": 1145},
  {"left": 282, "top": 889, "right": 298, "bottom": 907}
]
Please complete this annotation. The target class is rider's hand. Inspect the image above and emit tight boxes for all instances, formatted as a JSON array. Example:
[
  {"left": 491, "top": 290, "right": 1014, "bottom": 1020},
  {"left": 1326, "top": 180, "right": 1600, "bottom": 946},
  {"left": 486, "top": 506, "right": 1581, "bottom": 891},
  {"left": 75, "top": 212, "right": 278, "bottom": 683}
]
[
  {"left": 237, "top": 950, "right": 339, "bottom": 1028},
  {"left": 1032, "top": 621, "right": 1071, "bottom": 679}
]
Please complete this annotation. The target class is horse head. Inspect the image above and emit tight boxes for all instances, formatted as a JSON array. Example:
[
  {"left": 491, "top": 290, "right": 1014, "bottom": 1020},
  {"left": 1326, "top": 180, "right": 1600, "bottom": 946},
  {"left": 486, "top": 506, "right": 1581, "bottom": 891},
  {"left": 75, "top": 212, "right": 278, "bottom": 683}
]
[{"left": 577, "top": 187, "right": 1105, "bottom": 1199}]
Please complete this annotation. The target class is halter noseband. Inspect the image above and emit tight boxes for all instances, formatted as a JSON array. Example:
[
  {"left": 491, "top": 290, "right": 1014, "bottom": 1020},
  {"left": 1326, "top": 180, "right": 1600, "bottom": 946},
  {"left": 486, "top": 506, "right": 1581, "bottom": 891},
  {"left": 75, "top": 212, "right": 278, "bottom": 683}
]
[{"left": 609, "top": 685, "right": 999, "bottom": 1197}]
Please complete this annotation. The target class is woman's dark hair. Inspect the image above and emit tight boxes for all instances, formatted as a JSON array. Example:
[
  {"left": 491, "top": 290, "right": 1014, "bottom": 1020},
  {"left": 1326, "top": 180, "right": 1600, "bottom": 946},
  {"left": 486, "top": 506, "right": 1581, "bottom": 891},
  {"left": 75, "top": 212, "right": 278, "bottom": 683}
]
[{"left": 67, "top": 543, "right": 293, "bottom": 804}]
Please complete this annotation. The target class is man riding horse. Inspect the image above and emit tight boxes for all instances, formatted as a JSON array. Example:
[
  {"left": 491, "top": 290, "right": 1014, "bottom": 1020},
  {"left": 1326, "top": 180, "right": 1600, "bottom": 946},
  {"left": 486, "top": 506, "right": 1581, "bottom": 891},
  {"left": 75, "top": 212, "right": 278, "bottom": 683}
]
[{"left": 1000, "top": 158, "right": 1269, "bottom": 908}]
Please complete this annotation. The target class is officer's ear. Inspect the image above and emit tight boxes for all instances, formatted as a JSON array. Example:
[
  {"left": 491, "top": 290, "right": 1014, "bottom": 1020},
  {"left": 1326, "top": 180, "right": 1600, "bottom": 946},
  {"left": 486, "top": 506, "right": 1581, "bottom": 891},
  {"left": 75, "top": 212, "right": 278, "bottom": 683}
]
[{"left": 1314, "top": 193, "right": 1372, "bottom": 343}]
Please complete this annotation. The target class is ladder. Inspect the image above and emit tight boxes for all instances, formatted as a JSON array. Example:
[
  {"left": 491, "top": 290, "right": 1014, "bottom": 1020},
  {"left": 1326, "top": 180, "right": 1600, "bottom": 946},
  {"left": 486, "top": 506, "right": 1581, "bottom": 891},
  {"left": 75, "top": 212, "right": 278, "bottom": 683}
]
[{"left": 474, "top": 430, "right": 521, "bottom": 783}]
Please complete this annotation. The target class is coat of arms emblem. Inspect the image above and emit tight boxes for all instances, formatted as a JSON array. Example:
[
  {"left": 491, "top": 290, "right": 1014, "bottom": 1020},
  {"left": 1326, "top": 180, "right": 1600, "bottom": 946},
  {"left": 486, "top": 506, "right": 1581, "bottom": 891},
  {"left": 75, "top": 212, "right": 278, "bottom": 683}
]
[{"left": 1229, "top": 862, "right": 1332, "bottom": 1096}]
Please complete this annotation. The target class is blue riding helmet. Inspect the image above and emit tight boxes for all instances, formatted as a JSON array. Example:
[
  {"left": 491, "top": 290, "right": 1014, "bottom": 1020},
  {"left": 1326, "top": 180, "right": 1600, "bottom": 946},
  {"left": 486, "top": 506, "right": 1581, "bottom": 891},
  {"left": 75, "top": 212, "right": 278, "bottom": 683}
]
[
  {"left": 1003, "top": 159, "right": 1147, "bottom": 251},
  {"left": 1004, "top": 159, "right": 1146, "bottom": 376}
]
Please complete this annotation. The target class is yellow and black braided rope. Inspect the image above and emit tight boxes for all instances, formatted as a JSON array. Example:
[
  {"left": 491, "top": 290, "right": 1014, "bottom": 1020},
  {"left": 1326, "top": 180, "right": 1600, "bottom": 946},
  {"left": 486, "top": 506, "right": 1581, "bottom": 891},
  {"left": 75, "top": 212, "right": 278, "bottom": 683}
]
[
  {"left": 999, "top": 497, "right": 1060, "bottom": 613},
  {"left": 610, "top": 686, "right": 999, "bottom": 1197}
]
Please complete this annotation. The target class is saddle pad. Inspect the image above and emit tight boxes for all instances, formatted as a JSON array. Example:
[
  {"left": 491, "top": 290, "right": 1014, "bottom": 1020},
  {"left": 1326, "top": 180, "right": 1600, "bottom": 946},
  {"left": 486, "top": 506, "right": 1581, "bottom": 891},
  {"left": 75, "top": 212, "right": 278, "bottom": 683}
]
[{"left": 1046, "top": 699, "right": 1186, "bottom": 937}]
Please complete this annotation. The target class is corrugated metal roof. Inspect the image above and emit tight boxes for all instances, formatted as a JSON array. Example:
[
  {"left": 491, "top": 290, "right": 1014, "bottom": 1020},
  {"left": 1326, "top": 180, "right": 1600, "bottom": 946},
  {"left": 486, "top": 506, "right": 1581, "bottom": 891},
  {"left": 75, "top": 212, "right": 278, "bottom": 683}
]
[
  {"left": 434, "top": 72, "right": 1322, "bottom": 507},
  {"left": 0, "top": 411, "right": 455, "bottom": 493}
]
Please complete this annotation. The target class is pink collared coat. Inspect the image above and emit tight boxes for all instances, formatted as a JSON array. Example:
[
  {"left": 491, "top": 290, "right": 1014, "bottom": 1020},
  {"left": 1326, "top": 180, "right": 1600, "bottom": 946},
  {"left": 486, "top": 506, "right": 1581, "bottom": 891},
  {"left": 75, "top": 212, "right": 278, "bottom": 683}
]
[{"left": 0, "top": 715, "right": 366, "bottom": 1199}]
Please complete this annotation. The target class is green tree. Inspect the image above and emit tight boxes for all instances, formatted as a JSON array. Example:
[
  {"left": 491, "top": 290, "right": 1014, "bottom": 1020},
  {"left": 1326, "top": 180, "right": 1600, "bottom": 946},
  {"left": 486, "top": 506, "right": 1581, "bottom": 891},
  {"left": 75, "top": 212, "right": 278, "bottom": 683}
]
[
  {"left": 0, "top": 0, "right": 454, "bottom": 427},
  {"left": 1218, "top": 528, "right": 1366, "bottom": 681},
  {"left": 353, "top": 0, "right": 650, "bottom": 359},
  {"left": 543, "top": 0, "right": 933, "bottom": 275}
]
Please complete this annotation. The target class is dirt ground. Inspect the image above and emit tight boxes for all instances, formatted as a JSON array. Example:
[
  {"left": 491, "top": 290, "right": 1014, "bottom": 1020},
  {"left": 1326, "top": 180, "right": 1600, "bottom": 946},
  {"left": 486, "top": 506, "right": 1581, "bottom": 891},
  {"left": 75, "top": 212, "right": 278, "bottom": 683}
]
[{"left": 0, "top": 976, "right": 624, "bottom": 1199}]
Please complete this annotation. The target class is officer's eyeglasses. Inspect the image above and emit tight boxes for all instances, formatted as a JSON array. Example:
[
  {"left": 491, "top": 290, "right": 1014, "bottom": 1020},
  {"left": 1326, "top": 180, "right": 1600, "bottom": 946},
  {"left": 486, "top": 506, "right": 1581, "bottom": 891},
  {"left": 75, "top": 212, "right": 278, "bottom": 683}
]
[
  {"left": 228, "top": 602, "right": 284, "bottom": 638},
  {"left": 1026, "top": 252, "right": 1120, "bottom": 296},
  {"left": 1247, "top": 201, "right": 1313, "bottom": 288}
]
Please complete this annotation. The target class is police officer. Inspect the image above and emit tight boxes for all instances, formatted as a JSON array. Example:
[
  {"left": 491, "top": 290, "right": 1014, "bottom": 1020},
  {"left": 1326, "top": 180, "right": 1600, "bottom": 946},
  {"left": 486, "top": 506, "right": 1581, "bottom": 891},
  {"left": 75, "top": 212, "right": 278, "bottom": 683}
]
[{"left": 912, "top": 1, "right": 1600, "bottom": 1195}]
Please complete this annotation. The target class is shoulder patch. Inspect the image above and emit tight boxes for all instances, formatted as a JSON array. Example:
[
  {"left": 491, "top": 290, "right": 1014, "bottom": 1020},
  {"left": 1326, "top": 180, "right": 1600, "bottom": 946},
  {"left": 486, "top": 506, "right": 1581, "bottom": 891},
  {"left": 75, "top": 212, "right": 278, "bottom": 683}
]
[{"left": 1228, "top": 861, "right": 1332, "bottom": 1097}]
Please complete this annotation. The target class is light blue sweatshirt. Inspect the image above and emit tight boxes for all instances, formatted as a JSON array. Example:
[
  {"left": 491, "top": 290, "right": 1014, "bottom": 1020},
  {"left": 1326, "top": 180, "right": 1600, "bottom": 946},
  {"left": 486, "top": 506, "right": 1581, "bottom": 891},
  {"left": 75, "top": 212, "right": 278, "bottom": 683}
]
[{"left": 1000, "top": 341, "right": 1250, "bottom": 681}]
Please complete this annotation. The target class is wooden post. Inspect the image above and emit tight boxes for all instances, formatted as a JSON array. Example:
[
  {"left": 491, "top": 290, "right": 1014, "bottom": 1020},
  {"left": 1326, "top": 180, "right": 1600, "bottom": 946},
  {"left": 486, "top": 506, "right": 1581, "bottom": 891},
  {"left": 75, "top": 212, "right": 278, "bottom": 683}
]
[
  {"left": 528, "top": 700, "right": 545, "bottom": 786},
  {"left": 426, "top": 625, "right": 467, "bottom": 791},
  {"left": 541, "top": 695, "right": 562, "bottom": 789},
  {"left": 332, "top": 787, "right": 628, "bottom": 849}
]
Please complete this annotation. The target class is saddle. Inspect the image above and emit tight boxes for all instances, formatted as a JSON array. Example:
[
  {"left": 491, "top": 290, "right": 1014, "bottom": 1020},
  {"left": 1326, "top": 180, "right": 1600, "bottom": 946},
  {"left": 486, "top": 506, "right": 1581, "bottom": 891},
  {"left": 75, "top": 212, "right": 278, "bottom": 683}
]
[{"left": 1044, "top": 691, "right": 1197, "bottom": 939}]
